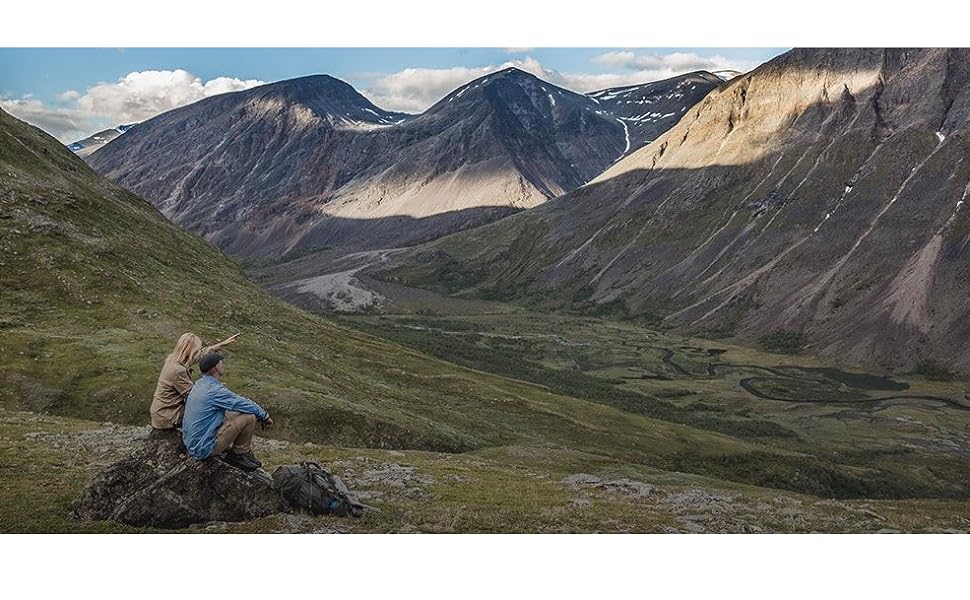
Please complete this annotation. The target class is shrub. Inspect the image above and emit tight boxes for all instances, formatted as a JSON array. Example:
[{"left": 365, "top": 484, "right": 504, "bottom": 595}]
[
  {"left": 759, "top": 330, "right": 808, "bottom": 354},
  {"left": 912, "top": 360, "right": 958, "bottom": 381}
]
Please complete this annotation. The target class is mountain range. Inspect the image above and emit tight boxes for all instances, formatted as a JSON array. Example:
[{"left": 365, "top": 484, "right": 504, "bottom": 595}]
[
  {"left": 86, "top": 68, "right": 720, "bottom": 260},
  {"left": 67, "top": 124, "right": 136, "bottom": 157},
  {"left": 79, "top": 49, "right": 970, "bottom": 375}
]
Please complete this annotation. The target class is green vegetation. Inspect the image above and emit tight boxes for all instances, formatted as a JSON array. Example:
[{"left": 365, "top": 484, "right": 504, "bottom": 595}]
[
  {"left": 343, "top": 317, "right": 800, "bottom": 443},
  {"left": 436, "top": 259, "right": 489, "bottom": 294},
  {"left": 693, "top": 324, "right": 738, "bottom": 339},
  {"left": 582, "top": 297, "right": 630, "bottom": 318},
  {"left": 340, "top": 312, "right": 970, "bottom": 500},
  {"left": 6, "top": 409, "right": 970, "bottom": 533},
  {"left": 758, "top": 330, "right": 809, "bottom": 354},
  {"left": 912, "top": 360, "right": 958, "bottom": 381},
  {"left": 378, "top": 217, "right": 555, "bottom": 306}
]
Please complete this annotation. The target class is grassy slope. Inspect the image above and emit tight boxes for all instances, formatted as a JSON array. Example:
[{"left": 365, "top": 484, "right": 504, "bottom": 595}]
[
  {"left": 5, "top": 410, "right": 969, "bottom": 533},
  {"left": 372, "top": 204, "right": 566, "bottom": 307}
]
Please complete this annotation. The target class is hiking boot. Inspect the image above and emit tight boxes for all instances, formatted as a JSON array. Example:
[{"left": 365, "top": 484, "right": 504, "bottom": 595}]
[
  {"left": 224, "top": 451, "right": 260, "bottom": 472},
  {"left": 239, "top": 451, "right": 262, "bottom": 469}
]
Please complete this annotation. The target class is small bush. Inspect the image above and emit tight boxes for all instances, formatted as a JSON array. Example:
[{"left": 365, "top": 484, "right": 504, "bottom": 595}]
[
  {"left": 759, "top": 330, "right": 808, "bottom": 354},
  {"left": 585, "top": 298, "right": 628, "bottom": 318},
  {"left": 912, "top": 360, "right": 958, "bottom": 381},
  {"left": 694, "top": 324, "right": 737, "bottom": 340}
]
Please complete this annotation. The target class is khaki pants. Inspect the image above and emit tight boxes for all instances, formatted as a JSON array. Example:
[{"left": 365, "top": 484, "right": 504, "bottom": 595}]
[{"left": 212, "top": 411, "right": 257, "bottom": 456}]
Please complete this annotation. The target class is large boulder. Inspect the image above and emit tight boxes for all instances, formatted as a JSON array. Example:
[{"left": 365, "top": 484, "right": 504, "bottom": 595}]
[{"left": 73, "top": 429, "right": 284, "bottom": 529}]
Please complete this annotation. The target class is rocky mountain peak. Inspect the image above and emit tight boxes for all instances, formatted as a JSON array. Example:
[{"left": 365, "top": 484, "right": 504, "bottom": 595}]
[
  {"left": 242, "top": 73, "right": 409, "bottom": 127},
  {"left": 587, "top": 70, "right": 724, "bottom": 152}
]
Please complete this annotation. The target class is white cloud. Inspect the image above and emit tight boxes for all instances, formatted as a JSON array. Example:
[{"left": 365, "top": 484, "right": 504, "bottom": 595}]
[
  {"left": 203, "top": 75, "right": 265, "bottom": 97},
  {"left": 0, "top": 96, "right": 92, "bottom": 143},
  {"left": 361, "top": 65, "right": 502, "bottom": 113},
  {"left": 361, "top": 57, "right": 564, "bottom": 112},
  {"left": 360, "top": 53, "right": 755, "bottom": 113},
  {"left": 75, "top": 69, "right": 264, "bottom": 125},
  {"left": 592, "top": 51, "right": 636, "bottom": 66},
  {"left": 1, "top": 69, "right": 264, "bottom": 143},
  {"left": 590, "top": 50, "right": 757, "bottom": 82},
  {"left": 57, "top": 90, "right": 81, "bottom": 102}
]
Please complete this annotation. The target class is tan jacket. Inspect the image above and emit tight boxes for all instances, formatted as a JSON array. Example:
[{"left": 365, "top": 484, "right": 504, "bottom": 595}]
[{"left": 150, "top": 356, "right": 195, "bottom": 429}]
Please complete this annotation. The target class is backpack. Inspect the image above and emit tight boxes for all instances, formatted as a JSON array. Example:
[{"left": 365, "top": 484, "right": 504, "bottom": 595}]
[{"left": 272, "top": 461, "right": 365, "bottom": 518}]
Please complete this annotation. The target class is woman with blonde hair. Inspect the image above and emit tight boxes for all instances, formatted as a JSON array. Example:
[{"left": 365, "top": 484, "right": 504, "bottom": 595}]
[{"left": 150, "top": 332, "right": 240, "bottom": 430}]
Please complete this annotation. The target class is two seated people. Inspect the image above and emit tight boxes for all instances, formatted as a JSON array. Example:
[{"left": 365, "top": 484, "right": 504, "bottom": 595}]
[{"left": 150, "top": 333, "right": 272, "bottom": 471}]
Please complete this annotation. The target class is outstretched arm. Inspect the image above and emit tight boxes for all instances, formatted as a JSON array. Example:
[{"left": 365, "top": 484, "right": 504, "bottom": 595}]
[{"left": 208, "top": 333, "right": 241, "bottom": 352}]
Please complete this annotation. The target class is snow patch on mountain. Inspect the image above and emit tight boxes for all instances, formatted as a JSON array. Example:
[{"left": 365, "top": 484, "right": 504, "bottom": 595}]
[{"left": 615, "top": 118, "right": 630, "bottom": 161}]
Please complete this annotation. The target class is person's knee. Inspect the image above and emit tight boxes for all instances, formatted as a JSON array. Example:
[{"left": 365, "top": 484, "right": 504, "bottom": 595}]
[{"left": 240, "top": 414, "right": 257, "bottom": 426}]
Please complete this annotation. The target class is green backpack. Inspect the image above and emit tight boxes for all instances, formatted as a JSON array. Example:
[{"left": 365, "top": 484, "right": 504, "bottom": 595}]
[{"left": 272, "top": 461, "right": 365, "bottom": 518}]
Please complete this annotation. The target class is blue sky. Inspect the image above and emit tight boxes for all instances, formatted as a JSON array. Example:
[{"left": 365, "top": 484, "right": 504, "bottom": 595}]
[{"left": 0, "top": 48, "right": 787, "bottom": 142}]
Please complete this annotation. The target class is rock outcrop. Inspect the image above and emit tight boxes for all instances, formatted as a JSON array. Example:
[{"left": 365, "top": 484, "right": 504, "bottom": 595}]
[{"left": 73, "top": 430, "right": 284, "bottom": 529}]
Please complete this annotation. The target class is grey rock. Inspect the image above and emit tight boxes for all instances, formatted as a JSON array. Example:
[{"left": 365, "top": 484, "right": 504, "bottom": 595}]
[
  {"left": 562, "top": 473, "right": 656, "bottom": 499},
  {"left": 682, "top": 521, "right": 707, "bottom": 533},
  {"left": 561, "top": 473, "right": 602, "bottom": 487},
  {"left": 73, "top": 430, "right": 284, "bottom": 529}
]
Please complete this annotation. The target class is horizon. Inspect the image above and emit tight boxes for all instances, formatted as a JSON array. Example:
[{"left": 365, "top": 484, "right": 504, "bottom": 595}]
[{"left": 0, "top": 47, "right": 787, "bottom": 143}]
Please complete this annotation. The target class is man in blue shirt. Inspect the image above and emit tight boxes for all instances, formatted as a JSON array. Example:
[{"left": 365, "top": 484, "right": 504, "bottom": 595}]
[{"left": 182, "top": 352, "right": 273, "bottom": 471}]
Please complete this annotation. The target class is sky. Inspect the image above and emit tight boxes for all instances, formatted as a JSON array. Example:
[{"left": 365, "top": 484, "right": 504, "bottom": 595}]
[{"left": 0, "top": 48, "right": 787, "bottom": 143}]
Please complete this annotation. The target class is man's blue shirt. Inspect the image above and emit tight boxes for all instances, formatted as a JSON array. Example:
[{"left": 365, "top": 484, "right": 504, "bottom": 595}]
[{"left": 181, "top": 374, "right": 268, "bottom": 459}]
